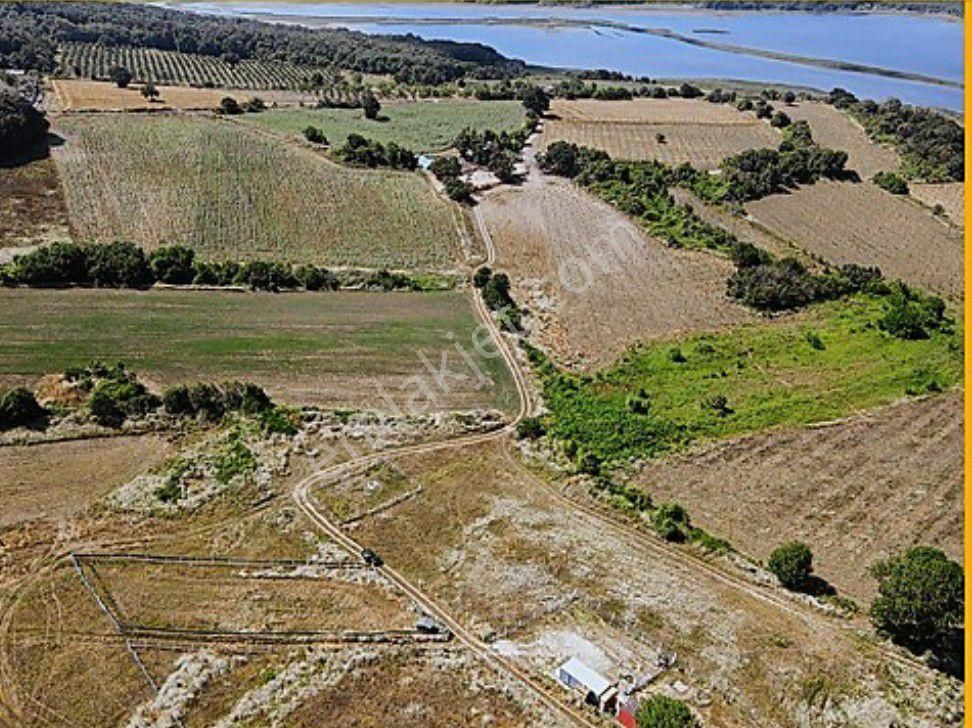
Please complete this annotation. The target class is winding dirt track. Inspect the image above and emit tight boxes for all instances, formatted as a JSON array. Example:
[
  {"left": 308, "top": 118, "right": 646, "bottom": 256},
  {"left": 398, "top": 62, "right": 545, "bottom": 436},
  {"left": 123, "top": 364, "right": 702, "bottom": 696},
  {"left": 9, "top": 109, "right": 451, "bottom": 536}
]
[{"left": 290, "top": 196, "right": 938, "bottom": 726}]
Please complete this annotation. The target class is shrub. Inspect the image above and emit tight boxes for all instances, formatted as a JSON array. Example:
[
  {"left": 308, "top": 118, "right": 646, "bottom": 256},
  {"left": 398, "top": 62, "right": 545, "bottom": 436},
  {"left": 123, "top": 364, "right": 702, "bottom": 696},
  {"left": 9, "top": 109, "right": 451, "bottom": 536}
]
[
  {"left": 652, "top": 502, "right": 691, "bottom": 542},
  {"left": 877, "top": 284, "right": 947, "bottom": 340},
  {"left": 727, "top": 258, "right": 818, "bottom": 311},
  {"left": 870, "top": 547, "right": 963, "bottom": 648},
  {"left": 472, "top": 266, "right": 492, "bottom": 288},
  {"left": 88, "top": 376, "right": 159, "bottom": 427},
  {"left": 770, "top": 110, "right": 792, "bottom": 128},
  {"left": 294, "top": 264, "right": 338, "bottom": 291},
  {"left": 149, "top": 245, "right": 195, "bottom": 284},
  {"left": 0, "top": 87, "right": 49, "bottom": 160},
  {"left": 242, "top": 96, "right": 266, "bottom": 113},
  {"left": 217, "top": 96, "right": 243, "bottom": 115},
  {"left": 302, "top": 126, "right": 327, "bottom": 144},
  {"left": 361, "top": 90, "right": 381, "bottom": 119},
  {"left": 768, "top": 541, "right": 813, "bottom": 590},
  {"left": 516, "top": 416, "right": 546, "bottom": 440},
  {"left": 636, "top": 694, "right": 699, "bottom": 728},
  {"left": 0, "top": 387, "right": 47, "bottom": 430},
  {"left": 11, "top": 241, "right": 88, "bottom": 285},
  {"left": 429, "top": 155, "right": 461, "bottom": 181},
  {"left": 872, "top": 171, "right": 909, "bottom": 194},
  {"left": 519, "top": 84, "right": 550, "bottom": 116},
  {"left": 162, "top": 384, "right": 193, "bottom": 415}
]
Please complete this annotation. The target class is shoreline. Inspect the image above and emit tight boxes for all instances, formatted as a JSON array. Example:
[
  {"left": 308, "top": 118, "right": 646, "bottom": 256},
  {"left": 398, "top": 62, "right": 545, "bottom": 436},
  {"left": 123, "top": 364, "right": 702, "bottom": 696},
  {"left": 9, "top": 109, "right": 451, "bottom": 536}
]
[
  {"left": 225, "top": 8, "right": 961, "bottom": 91},
  {"left": 159, "top": 0, "right": 962, "bottom": 21}
]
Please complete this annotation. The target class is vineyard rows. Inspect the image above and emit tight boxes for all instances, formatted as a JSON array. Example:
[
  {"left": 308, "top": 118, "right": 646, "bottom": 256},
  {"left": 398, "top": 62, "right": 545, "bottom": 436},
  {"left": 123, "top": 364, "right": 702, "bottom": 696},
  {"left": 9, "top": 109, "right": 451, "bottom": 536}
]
[{"left": 57, "top": 42, "right": 318, "bottom": 90}]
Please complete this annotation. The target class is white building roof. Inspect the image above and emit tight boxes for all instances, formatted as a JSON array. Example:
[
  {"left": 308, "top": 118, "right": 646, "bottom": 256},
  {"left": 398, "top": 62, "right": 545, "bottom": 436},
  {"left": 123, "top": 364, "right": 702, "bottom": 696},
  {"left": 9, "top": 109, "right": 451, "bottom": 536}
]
[{"left": 558, "top": 657, "right": 613, "bottom": 696}]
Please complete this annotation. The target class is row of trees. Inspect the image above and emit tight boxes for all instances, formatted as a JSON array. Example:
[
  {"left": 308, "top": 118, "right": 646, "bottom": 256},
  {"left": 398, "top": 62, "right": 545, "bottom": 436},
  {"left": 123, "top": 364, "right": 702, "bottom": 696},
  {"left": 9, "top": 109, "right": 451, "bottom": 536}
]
[{"left": 0, "top": 242, "right": 443, "bottom": 293}]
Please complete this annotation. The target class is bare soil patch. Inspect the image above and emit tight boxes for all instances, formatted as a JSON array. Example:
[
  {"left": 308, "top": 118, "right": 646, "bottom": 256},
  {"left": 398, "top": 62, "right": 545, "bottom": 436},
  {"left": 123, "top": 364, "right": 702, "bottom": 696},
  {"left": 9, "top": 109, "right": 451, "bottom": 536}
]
[
  {"left": 785, "top": 101, "right": 900, "bottom": 179},
  {"left": 0, "top": 157, "right": 71, "bottom": 249},
  {"left": 633, "top": 392, "right": 962, "bottom": 603},
  {"left": 0, "top": 435, "right": 173, "bottom": 527},
  {"left": 910, "top": 181, "right": 964, "bottom": 227},
  {"left": 478, "top": 177, "right": 754, "bottom": 368},
  {"left": 543, "top": 98, "right": 779, "bottom": 169},
  {"left": 747, "top": 180, "right": 963, "bottom": 298}
]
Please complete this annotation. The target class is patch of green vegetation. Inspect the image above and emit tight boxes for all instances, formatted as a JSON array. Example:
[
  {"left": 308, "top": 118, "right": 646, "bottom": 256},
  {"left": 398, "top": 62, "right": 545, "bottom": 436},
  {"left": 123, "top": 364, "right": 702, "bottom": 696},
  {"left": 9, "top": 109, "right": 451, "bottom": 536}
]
[
  {"left": 243, "top": 100, "right": 526, "bottom": 152},
  {"left": 212, "top": 427, "right": 257, "bottom": 484},
  {"left": 531, "top": 295, "right": 961, "bottom": 465}
]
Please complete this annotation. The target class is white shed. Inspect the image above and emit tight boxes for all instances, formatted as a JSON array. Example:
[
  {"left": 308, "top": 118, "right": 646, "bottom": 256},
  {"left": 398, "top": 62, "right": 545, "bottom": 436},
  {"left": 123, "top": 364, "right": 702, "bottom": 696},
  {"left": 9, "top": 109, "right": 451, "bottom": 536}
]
[{"left": 556, "top": 657, "right": 618, "bottom": 713}]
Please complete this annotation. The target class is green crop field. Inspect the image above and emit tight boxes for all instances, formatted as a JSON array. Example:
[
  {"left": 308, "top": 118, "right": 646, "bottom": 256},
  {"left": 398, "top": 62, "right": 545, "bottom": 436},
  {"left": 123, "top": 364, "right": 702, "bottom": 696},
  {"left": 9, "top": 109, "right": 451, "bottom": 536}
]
[
  {"left": 243, "top": 99, "right": 527, "bottom": 152},
  {"left": 52, "top": 114, "right": 461, "bottom": 269},
  {"left": 0, "top": 288, "right": 517, "bottom": 412},
  {"left": 536, "top": 295, "right": 962, "bottom": 464}
]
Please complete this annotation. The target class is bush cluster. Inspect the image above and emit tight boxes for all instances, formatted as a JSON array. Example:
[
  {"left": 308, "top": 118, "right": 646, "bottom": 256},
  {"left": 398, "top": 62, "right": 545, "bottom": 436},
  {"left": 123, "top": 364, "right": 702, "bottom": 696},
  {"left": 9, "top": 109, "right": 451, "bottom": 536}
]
[
  {"left": 872, "top": 170, "right": 909, "bottom": 194},
  {"left": 726, "top": 259, "right": 884, "bottom": 312},
  {"left": 877, "top": 283, "right": 949, "bottom": 340},
  {"left": 162, "top": 381, "right": 273, "bottom": 421},
  {"left": 335, "top": 133, "right": 417, "bottom": 170},
  {"left": 429, "top": 155, "right": 475, "bottom": 203},
  {"left": 74, "top": 363, "right": 161, "bottom": 427},
  {"left": 7, "top": 241, "right": 152, "bottom": 288},
  {"left": 474, "top": 267, "right": 522, "bottom": 331},
  {"left": 0, "top": 86, "right": 49, "bottom": 161},
  {"left": 828, "top": 89, "right": 963, "bottom": 182}
]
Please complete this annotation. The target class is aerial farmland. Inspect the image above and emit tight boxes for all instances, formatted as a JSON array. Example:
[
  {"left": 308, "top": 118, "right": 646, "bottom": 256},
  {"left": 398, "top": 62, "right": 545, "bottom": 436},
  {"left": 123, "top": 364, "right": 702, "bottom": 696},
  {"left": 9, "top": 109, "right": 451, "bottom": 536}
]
[{"left": 0, "top": 2, "right": 964, "bottom": 727}]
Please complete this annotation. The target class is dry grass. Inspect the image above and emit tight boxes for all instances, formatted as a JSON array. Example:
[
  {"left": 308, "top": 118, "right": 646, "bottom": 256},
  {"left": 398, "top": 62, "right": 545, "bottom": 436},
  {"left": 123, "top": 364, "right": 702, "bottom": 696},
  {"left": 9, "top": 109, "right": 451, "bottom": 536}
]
[
  {"left": 0, "top": 156, "right": 70, "bottom": 250},
  {"left": 51, "top": 80, "right": 316, "bottom": 112},
  {"left": 338, "top": 440, "right": 957, "bottom": 725},
  {"left": 478, "top": 177, "right": 754, "bottom": 368},
  {"left": 633, "top": 392, "right": 962, "bottom": 602},
  {"left": 910, "top": 182, "right": 964, "bottom": 227},
  {"left": 84, "top": 559, "right": 417, "bottom": 633},
  {"left": 51, "top": 114, "right": 461, "bottom": 269},
  {"left": 0, "top": 435, "right": 173, "bottom": 527},
  {"left": 784, "top": 101, "right": 900, "bottom": 179},
  {"left": 746, "top": 180, "right": 963, "bottom": 298}
]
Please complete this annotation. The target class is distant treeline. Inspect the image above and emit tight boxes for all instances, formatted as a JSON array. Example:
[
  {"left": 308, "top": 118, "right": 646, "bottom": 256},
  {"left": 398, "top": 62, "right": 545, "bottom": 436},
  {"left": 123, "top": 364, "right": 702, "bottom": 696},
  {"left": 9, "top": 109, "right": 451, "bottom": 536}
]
[
  {"left": 695, "top": 1, "right": 961, "bottom": 16},
  {"left": 0, "top": 2, "right": 523, "bottom": 85}
]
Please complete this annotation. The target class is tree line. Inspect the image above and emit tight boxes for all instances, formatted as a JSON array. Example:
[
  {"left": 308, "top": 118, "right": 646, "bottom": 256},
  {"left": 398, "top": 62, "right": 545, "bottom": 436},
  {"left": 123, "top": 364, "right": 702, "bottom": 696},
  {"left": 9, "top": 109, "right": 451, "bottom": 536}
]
[{"left": 0, "top": 241, "right": 454, "bottom": 293}]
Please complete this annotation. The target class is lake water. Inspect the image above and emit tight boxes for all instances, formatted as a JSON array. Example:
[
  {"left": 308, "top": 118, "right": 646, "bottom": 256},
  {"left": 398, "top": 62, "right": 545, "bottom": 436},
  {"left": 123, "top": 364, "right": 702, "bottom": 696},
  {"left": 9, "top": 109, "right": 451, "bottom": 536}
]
[{"left": 171, "top": 2, "right": 964, "bottom": 110}]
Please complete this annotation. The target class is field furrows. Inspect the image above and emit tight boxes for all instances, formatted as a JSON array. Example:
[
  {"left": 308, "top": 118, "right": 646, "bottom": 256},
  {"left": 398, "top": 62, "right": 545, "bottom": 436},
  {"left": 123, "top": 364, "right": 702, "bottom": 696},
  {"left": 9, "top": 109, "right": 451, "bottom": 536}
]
[{"left": 747, "top": 180, "right": 963, "bottom": 298}]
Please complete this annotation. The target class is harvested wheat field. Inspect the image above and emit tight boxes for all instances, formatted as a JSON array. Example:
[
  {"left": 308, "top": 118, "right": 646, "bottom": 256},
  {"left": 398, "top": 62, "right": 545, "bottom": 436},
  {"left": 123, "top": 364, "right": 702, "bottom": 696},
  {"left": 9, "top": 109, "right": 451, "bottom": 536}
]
[
  {"left": 332, "top": 440, "right": 957, "bottom": 726},
  {"left": 51, "top": 114, "right": 460, "bottom": 269},
  {"left": 911, "top": 181, "right": 964, "bottom": 226},
  {"left": 633, "top": 392, "right": 962, "bottom": 603},
  {"left": 0, "top": 435, "right": 173, "bottom": 527},
  {"left": 50, "top": 79, "right": 315, "bottom": 112},
  {"left": 478, "top": 177, "right": 754, "bottom": 367},
  {"left": 543, "top": 98, "right": 779, "bottom": 168},
  {"left": 0, "top": 156, "right": 70, "bottom": 250},
  {"left": 747, "top": 180, "right": 963, "bottom": 298},
  {"left": 784, "top": 101, "right": 900, "bottom": 178}
]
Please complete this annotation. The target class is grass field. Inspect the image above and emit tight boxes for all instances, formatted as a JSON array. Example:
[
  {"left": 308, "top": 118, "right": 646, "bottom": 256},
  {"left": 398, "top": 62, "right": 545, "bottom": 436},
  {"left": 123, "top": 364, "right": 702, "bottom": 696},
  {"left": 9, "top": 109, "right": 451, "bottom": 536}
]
[
  {"left": 536, "top": 294, "right": 962, "bottom": 463},
  {"left": 0, "top": 288, "right": 517, "bottom": 412},
  {"left": 52, "top": 114, "right": 461, "bottom": 269},
  {"left": 244, "top": 99, "right": 526, "bottom": 152}
]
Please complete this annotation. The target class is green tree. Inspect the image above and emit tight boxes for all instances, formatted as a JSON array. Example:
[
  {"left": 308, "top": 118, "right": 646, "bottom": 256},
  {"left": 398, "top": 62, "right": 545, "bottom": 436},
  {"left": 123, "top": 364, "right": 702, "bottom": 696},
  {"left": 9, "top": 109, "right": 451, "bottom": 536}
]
[
  {"left": 519, "top": 85, "right": 550, "bottom": 116},
  {"left": 108, "top": 65, "right": 132, "bottom": 88},
  {"left": 302, "top": 126, "right": 327, "bottom": 144},
  {"left": 0, "top": 387, "right": 47, "bottom": 430},
  {"left": 768, "top": 541, "right": 813, "bottom": 590},
  {"left": 149, "top": 245, "right": 195, "bottom": 284},
  {"left": 361, "top": 90, "right": 381, "bottom": 120},
  {"left": 636, "top": 694, "right": 699, "bottom": 728},
  {"left": 0, "top": 88, "right": 49, "bottom": 160},
  {"left": 870, "top": 547, "right": 963, "bottom": 647},
  {"left": 217, "top": 96, "right": 243, "bottom": 115}
]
